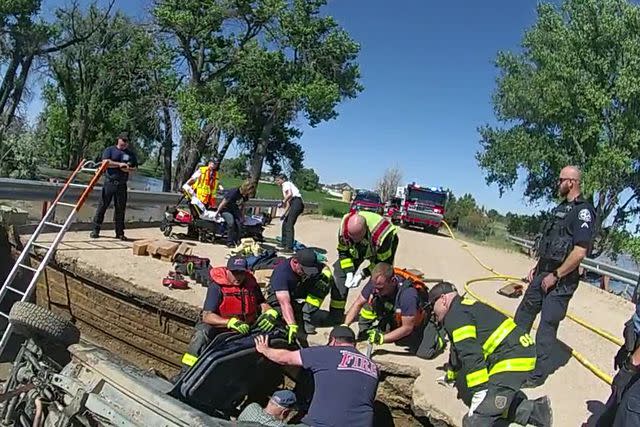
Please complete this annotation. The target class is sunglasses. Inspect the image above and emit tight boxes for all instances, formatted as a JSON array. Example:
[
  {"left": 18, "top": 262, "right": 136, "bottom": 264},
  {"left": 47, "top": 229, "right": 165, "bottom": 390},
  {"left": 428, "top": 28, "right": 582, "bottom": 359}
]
[{"left": 557, "top": 178, "right": 577, "bottom": 183}]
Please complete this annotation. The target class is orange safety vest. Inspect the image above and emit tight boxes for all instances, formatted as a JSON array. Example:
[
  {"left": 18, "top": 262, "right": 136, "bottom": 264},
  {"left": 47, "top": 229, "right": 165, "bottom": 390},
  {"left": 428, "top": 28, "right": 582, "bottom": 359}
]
[{"left": 191, "top": 166, "right": 219, "bottom": 207}]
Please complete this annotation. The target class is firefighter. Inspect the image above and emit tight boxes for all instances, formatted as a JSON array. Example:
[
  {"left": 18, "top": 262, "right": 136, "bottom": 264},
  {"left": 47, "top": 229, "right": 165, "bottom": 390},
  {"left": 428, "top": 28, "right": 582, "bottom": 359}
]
[
  {"left": 514, "top": 165, "right": 596, "bottom": 387},
  {"left": 596, "top": 305, "right": 640, "bottom": 426},
  {"left": 429, "top": 282, "right": 553, "bottom": 427},
  {"left": 258, "top": 248, "right": 332, "bottom": 343},
  {"left": 343, "top": 262, "right": 445, "bottom": 359},
  {"left": 179, "top": 256, "right": 271, "bottom": 372},
  {"left": 182, "top": 159, "right": 222, "bottom": 213},
  {"left": 330, "top": 211, "right": 399, "bottom": 323}
]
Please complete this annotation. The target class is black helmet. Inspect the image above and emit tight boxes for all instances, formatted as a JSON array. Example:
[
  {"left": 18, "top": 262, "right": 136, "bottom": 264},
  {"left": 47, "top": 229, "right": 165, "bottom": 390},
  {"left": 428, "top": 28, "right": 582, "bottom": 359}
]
[{"left": 427, "top": 281, "right": 457, "bottom": 304}]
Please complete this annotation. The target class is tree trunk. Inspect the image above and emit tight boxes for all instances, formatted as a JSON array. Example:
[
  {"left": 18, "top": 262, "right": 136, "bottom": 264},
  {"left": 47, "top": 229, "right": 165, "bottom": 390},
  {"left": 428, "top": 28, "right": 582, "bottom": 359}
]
[
  {"left": 0, "top": 53, "right": 20, "bottom": 118},
  {"left": 161, "top": 105, "right": 173, "bottom": 192},
  {"left": 248, "top": 119, "right": 276, "bottom": 193},
  {"left": 217, "top": 133, "right": 233, "bottom": 162},
  {"left": 172, "top": 124, "right": 217, "bottom": 191},
  {"left": 1, "top": 55, "right": 33, "bottom": 132}
]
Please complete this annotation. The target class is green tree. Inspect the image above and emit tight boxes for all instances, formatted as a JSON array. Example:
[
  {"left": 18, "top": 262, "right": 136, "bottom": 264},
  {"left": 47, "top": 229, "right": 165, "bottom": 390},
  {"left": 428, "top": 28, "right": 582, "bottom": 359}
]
[
  {"left": 477, "top": 0, "right": 640, "bottom": 257},
  {"left": 292, "top": 167, "right": 320, "bottom": 191},
  {"left": 221, "top": 155, "right": 249, "bottom": 179}
]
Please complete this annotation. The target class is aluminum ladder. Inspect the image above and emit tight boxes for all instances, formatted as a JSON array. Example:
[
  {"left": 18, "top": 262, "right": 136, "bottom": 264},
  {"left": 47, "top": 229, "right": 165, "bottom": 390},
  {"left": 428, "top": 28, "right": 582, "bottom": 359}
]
[{"left": 0, "top": 159, "right": 108, "bottom": 354}]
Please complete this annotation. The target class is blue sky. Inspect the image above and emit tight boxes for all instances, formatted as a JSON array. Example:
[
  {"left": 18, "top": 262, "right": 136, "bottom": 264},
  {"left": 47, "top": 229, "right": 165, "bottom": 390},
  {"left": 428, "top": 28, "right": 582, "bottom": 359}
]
[{"left": 37, "top": 0, "right": 545, "bottom": 214}]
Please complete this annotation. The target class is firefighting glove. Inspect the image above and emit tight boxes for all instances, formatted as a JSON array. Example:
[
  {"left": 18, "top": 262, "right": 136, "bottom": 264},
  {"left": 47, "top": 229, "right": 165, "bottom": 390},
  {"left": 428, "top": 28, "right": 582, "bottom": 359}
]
[
  {"left": 436, "top": 365, "right": 456, "bottom": 387},
  {"left": 367, "top": 329, "right": 384, "bottom": 345},
  {"left": 614, "top": 345, "right": 630, "bottom": 371},
  {"left": 227, "top": 318, "right": 250, "bottom": 335},
  {"left": 256, "top": 309, "right": 279, "bottom": 332},
  {"left": 286, "top": 324, "right": 299, "bottom": 344},
  {"left": 468, "top": 389, "right": 488, "bottom": 417},
  {"left": 344, "top": 272, "right": 355, "bottom": 288}
]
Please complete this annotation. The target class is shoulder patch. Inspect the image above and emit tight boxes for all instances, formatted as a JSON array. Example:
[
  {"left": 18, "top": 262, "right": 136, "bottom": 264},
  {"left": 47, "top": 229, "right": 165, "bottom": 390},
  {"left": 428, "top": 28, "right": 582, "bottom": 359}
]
[
  {"left": 578, "top": 209, "right": 592, "bottom": 222},
  {"left": 461, "top": 298, "right": 476, "bottom": 306}
]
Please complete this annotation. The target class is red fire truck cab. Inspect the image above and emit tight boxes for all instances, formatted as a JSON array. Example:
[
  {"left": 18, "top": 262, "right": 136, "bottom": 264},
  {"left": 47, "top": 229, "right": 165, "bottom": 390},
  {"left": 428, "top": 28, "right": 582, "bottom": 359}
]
[
  {"left": 396, "top": 183, "right": 447, "bottom": 233},
  {"left": 349, "top": 190, "right": 384, "bottom": 215}
]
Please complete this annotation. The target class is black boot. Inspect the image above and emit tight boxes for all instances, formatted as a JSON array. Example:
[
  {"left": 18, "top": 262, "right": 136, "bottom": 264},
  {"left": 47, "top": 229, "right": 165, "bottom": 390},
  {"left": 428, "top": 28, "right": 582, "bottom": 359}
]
[{"left": 528, "top": 396, "right": 553, "bottom": 427}]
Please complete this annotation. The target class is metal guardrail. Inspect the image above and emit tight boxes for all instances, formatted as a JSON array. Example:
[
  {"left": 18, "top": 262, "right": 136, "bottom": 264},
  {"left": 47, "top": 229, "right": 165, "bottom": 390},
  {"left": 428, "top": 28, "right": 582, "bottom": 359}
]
[
  {"left": 507, "top": 234, "right": 640, "bottom": 288},
  {"left": 0, "top": 178, "right": 319, "bottom": 211}
]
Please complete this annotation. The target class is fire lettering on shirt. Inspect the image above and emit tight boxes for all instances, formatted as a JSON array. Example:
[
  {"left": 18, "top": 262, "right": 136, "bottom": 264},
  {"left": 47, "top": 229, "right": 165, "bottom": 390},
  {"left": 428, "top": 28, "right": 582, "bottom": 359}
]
[{"left": 337, "top": 350, "right": 378, "bottom": 379}]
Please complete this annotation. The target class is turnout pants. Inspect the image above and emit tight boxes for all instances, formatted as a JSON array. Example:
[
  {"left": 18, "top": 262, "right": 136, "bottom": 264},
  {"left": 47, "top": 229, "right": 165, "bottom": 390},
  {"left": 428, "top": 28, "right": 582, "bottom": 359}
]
[
  {"left": 92, "top": 180, "right": 128, "bottom": 236},
  {"left": 178, "top": 321, "right": 222, "bottom": 378},
  {"left": 281, "top": 197, "right": 304, "bottom": 250},
  {"left": 461, "top": 372, "right": 549, "bottom": 426},
  {"left": 513, "top": 271, "right": 576, "bottom": 380}
]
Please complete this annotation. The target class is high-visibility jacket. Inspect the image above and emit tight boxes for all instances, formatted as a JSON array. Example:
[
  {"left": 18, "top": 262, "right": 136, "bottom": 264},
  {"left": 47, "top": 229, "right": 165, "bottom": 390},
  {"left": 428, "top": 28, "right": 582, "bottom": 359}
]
[
  {"left": 337, "top": 211, "right": 397, "bottom": 274},
  {"left": 191, "top": 166, "right": 219, "bottom": 207},
  {"left": 442, "top": 296, "right": 536, "bottom": 393}
]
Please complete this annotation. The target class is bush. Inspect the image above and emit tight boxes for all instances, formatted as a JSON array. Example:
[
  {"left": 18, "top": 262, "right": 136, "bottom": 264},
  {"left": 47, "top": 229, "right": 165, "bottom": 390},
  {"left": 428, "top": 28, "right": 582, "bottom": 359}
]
[
  {"left": 321, "top": 206, "right": 344, "bottom": 218},
  {"left": 0, "top": 130, "right": 43, "bottom": 179},
  {"left": 458, "top": 211, "right": 493, "bottom": 241}
]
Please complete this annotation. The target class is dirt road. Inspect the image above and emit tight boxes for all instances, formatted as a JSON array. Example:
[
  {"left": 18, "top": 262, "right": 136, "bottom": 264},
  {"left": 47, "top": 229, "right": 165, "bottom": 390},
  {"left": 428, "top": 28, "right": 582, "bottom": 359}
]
[{"left": 31, "top": 215, "right": 636, "bottom": 425}]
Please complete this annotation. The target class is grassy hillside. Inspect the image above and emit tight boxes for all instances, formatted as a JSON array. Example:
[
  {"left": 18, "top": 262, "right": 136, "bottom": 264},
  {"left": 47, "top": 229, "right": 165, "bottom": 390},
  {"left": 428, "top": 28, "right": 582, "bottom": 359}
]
[{"left": 219, "top": 177, "right": 348, "bottom": 217}]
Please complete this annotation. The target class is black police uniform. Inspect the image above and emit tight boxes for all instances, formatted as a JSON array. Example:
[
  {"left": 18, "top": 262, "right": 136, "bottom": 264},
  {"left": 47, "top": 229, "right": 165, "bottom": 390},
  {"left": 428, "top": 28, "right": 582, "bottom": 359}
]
[
  {"left": 514, "top": 195, "right": 595, "bottom": 382},
  {"left": 442, "top": 295, "right": 549, "bottom": 426},
  {"left": 92, "top": 145, "right": 138, "bottom": 237}
]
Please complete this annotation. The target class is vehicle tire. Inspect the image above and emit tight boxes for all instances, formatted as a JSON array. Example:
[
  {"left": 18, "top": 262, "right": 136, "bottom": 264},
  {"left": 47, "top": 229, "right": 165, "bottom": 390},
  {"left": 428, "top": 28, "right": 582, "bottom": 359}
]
[
  {"left": 9, "top": 302, "right": 80, "bottom": 347},
  {"left": 163, "top": 225, "right": 173, "bottom": 237}
]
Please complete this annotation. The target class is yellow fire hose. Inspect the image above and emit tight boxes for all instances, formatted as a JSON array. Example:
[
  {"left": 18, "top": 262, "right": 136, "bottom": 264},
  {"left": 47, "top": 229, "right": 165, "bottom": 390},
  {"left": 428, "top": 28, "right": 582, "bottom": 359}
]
[{"left": 440, "top": 221, "right": 619, "bottom": 384}]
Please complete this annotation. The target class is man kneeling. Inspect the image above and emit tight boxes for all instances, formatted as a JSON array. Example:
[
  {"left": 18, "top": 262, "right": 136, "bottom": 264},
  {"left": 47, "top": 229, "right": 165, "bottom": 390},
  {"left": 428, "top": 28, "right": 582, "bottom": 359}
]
[
  {"left": 180, "top": 256, "right": 271, "bottom": 372},
  {"left": 343, "top": 263, "right": 444, "bottom": 358},
  {"left": 429, "top": 282, "right": 552, "bottom": 427}
]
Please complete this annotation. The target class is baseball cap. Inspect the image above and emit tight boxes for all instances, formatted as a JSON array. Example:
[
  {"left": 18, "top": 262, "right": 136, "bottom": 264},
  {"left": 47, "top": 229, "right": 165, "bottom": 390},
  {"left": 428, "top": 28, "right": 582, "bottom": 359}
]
[
  {"left": 270, "top": 390, "right": 297, "bottom": 409},
  {"left": 329, "top": 325, "right": 356, "bottom": 342},
  {"left": 427, "top": 281, "right": 457, "bottom": 303},
  {"left": 294, "top": 248, "right": 321, "bottom": 276},
  {"left": 227, "top": 256, "right": 248, "bottom": 272}
]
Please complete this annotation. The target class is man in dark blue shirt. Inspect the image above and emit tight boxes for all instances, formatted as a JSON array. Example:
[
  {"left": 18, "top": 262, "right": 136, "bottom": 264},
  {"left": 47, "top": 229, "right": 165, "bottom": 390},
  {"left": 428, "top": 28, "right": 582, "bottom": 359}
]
[
  {"left": 90, "top": 133, "right": 138, "bottom": 240},
  {"left": 260, "top": 248, "right": 330, "bottom": 344},
  {"left": 255, "top": 325, "right": 379, "bottom": 427}
]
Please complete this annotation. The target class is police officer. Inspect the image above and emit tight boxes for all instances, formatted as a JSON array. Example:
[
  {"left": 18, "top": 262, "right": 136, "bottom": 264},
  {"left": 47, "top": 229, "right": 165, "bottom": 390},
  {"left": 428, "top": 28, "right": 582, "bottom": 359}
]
[
  {"left": 596, "top": 303, "right": 640, "bottom": 426},
  {"left": 330, "top": 211, "right": 399, "bottom": 323},
  {"left": 91, "top": 133, "right": 138, "bottom": 240},
  {"left": 429, "top": 282, "right": 552, "bottom": 427},
  {"left": 514, "top": 165, "right": 596, "bottom": 387},
  {"left": 254, "top": 325, "right": 379, "bottom": 427},
  {"left": 343, "top": 262, "right": 445, "bottom": 359},
  {"left": 259, "top": 248, "right": 333, "bottom": 343}
]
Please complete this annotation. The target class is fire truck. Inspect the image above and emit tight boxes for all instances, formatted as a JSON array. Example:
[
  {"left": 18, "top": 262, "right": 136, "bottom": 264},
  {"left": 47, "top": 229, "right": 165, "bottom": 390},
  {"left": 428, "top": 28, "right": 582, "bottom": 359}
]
[
  {"left": 393, "top": 183, "right": 447, "bottom": 232},
  {"left": 349, "top": 189, "right": 385, "bottom": 215}
]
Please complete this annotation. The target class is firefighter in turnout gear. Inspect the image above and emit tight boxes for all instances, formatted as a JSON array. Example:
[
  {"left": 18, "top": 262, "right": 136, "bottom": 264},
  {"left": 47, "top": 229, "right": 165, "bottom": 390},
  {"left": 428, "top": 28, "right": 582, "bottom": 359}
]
[
  {"left": 514, "top": 166, "right": 596, "bottom": 387},
  {"left": 429, "top": 282, "right": 553, "bottom": 427},
  {"left": 179, "top": 256, "right": 270, "bottom": 376},
  {"left": 343, "top": 263, "right": 446, "bottom": 359},
  {"left": 182, "top": 159, "right": 222, "bottom": 212},
  {"left": 330, "top": 211, "right": 399, "bottom": 323},
  {"left": 262, "top": 249, "right": 333, "bottom": 343}
]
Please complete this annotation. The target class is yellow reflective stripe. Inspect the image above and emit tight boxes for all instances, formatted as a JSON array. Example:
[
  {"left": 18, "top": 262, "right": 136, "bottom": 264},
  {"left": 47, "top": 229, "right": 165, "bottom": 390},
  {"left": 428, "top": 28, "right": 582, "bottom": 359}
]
[
  {"left": 446, "top": 369, "right": 457, "bottom": 381},
  {"left": 330, "top": 299, "right": 346, "bottom": 309},
  {"left": 181, "top": 353, "right": 198, "bottom": 367},
  {"left": 305, "top": 294, "right": 323, "bottom": 308},
  {"left": 489, "top": 358, "right": 536, "bottom": 376},
  {"left": 360, "top": 307, "right": 377, "bottom": 320},
  {"left": 466, "top": 368, "right": 489, "bottom": 388},
  {"left": 452, "top": 325, "right": 477, "bottom": 343},
  {"left": 377, "top": 248, "right": 392, "bottom": 261},
  {"left": 322, "top": 267, "right": 332, "bottom": 279},
  {"left": 340, "top": 258, "right": 354, "bottom": 270},
  {"left": 461, "top": 298, "right": 476, "bottom": 305},
  {"left": 482, "top": 318, "right": 517, "bottom": 358}
]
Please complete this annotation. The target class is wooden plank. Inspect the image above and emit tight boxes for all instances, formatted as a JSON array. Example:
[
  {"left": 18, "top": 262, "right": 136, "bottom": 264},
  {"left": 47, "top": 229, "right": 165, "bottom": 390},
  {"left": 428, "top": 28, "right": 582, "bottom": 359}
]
[
  {"left": 156, "top": 241, "right": 180, "bottom": 257},
  {"left": 132, "top": 239, "right": 154, "bottom": 256}
]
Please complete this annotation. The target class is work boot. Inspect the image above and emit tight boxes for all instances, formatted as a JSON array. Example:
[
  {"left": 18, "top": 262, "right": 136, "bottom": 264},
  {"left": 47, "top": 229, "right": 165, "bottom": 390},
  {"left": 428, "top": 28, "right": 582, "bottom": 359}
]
[
  {"left": 116, "top": 234, "right": 128, "bottom": 241},
  {"left": 528, "top": 396, "right": 553, "bottom": 427},
  {"left": 327, "top": 310, "right": 344, "bottom": 326},
  {"left": 89, "top": 230, "right": 100, "bottom": 239}
]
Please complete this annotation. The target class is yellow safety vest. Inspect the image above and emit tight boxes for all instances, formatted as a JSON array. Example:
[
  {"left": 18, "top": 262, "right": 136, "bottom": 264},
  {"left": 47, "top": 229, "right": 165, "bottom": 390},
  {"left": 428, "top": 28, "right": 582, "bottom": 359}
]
[
  {"left": 191, "top": 166, "right": 219, "bottom": 207},
  {"left": 337, "top": 211, "right": 397, "bottom": 271}
]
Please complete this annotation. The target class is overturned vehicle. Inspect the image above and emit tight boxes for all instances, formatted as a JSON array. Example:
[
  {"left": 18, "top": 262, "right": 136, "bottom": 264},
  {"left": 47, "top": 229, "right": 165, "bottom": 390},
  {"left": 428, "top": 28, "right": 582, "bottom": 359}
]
[{"left": 0, "top": 302, "right": 312, "bottom": 426}]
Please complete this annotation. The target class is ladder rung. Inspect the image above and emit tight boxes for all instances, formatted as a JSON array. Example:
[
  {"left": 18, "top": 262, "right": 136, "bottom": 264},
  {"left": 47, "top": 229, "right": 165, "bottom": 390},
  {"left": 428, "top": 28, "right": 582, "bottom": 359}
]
[
  {"left": 44, "top": 222, "right": 63, "bottom": 228},
  {"left": 19, "top": 264, "right": 37, "bottom": 272},
  {"left": 0, "top": 311, "right": 8, "bottom": 319},
  {"left": 32, "top": 243, "right": 51, "bottom": 251},
  {"left": 5, "top": 286, "right": 25, "bottom": 296},
  {"left": 81, "top": 168, "right": 98, "bottom": 173},
  {"left": 69, "top": 183, "right": 88, "bottom": 188},
  {"left": 56, "top": 202, "right": 77, "bottom": 208}
]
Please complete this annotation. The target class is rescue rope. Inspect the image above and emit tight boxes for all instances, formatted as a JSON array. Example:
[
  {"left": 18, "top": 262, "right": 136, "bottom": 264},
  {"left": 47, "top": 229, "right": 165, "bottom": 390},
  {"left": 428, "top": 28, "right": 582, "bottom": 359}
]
[{"left": 440, "top": 221, "right": 619, "bottom": 385}]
